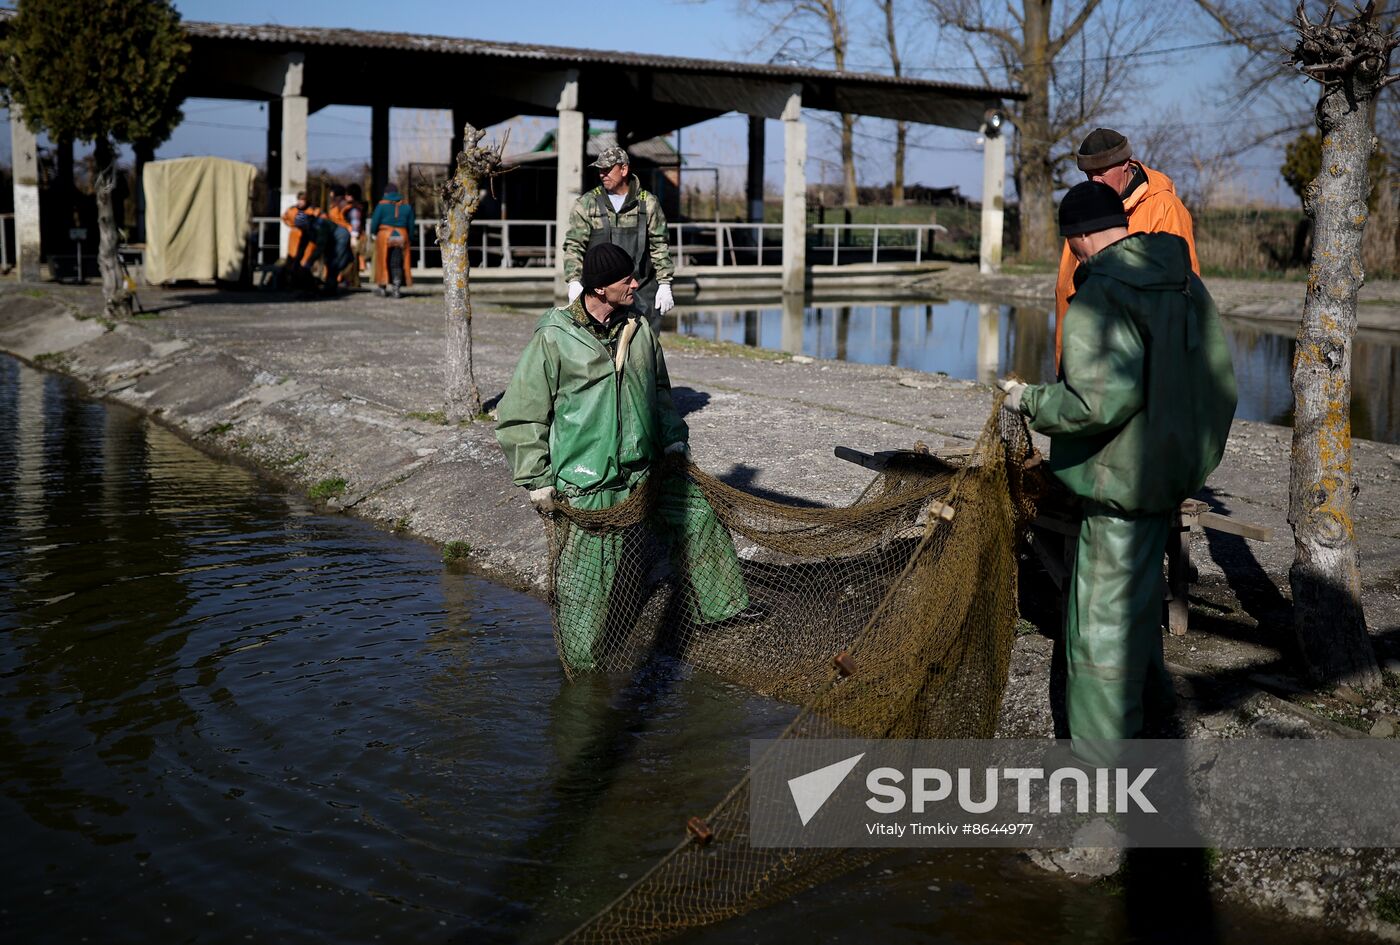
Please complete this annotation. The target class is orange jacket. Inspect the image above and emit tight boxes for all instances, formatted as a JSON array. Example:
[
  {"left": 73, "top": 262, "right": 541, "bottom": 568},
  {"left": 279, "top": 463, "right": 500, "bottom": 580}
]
[
  {"left": 281, "top": 204, "right": 322, "bottom": 260},
  {"left": 1053, "top": 162, "right": 1199, "bottom": 369},
  {"left": 328, "top": 202, "right": 352, "bottom": 232}
]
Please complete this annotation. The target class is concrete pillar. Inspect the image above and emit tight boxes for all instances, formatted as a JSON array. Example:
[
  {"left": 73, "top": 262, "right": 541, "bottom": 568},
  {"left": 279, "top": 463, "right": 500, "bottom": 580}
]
[
  {"left": 977, "top": 302, "right": 1000, "bottom": 383},
  {"left": 554, "top": 70, "right": 583, "bottom": 294},
  {"left": 781, "top": 89, "right": 805, "bottom": 296},
  {"left": 10, "top": 106, "right": 41, "bottom": 281},
  {"left": 780, "top": 291, "right": 804, "bottom": 355},
  {"left": 746, "top": 116, "right": 765, "bottom": 223},
  {"left": 265, "top": 98, "right": 282, "bottom": 216},
  {"left": 278, "top": 54, "right": 308, "bottom": 258},
  {"left": 451, "top": 106, "right": 470, "bottom": 167},
  {"left": 979, "top": 122, "right": 1006, "bottom": 275},
  {"left": 371, "top": 103, "right": 389, "bottom": 202}
]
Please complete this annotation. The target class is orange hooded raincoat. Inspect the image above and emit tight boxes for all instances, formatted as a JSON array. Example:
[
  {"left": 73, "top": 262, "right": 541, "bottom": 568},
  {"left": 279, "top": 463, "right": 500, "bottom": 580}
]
[{"left": 1053, "top": 161, "right": 1199, "bottom": 368}]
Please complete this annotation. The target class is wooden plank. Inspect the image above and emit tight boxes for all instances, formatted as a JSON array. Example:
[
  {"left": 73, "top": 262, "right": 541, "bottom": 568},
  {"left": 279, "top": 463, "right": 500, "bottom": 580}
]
[
  {"left": 1197, "top": 511, "right": 1275, "bottom": 542},
  {"left": 1165, "top": 519, "right": 1192, "bottom": 636}
]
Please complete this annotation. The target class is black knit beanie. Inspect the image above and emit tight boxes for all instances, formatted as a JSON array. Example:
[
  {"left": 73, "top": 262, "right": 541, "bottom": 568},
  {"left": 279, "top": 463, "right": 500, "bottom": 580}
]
[
  {"left": 1077, "top": 128, "right": 1131, "bottom": 172},
  {"left": 1058, "top": 182, "right": 1128, "bottom": 237},
  {"left": 582, "top": 243, "right": 634, "bottom": 290}
]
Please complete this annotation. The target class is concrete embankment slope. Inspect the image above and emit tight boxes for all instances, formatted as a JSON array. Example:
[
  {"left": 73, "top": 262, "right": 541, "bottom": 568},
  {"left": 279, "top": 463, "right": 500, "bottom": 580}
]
[
  {"left": 5, "top": 281, "right": 1400, "bottom": 937},
  {"left": 4, "top": 281, "right": 1397, "bottom": 607}
]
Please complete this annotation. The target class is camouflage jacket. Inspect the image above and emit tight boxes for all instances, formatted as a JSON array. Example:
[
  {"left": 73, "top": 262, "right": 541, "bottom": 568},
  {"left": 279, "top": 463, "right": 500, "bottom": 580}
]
[{"left": 562, "top": 176, "right": 674, "bottom": 286}]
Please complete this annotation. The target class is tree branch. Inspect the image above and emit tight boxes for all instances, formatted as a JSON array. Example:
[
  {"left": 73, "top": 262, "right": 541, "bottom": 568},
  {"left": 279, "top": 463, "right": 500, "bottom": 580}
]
[{"left": 1048, "top": 0, "right": 1105, "bottom": 60}]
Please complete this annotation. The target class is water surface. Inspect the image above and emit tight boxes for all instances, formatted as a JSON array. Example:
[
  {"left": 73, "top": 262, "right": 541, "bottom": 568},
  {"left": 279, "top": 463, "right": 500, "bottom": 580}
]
[{"left": 676, "top": 301, "right": 1400, "bottom": 444}]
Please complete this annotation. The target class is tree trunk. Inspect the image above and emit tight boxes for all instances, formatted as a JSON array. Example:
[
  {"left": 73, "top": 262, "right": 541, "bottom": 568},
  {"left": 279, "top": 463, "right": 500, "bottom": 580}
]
[
  {"left": 94, "top": 137, "right": 131, "bottom": 319},
  {"left": 1016, "top": 0, "right": 1057, "bottom": 263},
  {"left": 840, "top": 113, "right": 858, "bottom": 205},
  {"left": 440, "top": 227, "right": 479, "bottom": 423},
  {"left": 438, "top": 124, "right": 504, "bottom": 423},
  {"left": 1287, "top": 3, "right": 1392, "bottom": 690}
]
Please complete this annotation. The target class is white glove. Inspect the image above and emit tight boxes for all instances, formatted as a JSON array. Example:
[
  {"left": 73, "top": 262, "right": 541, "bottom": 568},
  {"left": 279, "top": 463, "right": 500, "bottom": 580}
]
[
  {"left": 567, "top": 281, "right": 584, "bottom": 303},
  {"left": 528, "top": 485, "right": 557, "bottom": 513},
  {"left": 655, "top": 283, "right": 675, "bottom": 315},
  {"left": 996, "top": 377, "right": 1028, "bottom": 412},
  {"left": 664, "top": 441, "right": 691, "bottom": 461}
]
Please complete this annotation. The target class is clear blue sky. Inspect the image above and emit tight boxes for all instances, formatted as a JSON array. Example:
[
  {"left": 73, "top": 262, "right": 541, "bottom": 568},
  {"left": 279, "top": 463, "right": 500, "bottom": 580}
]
[{"left": 6, "top": 0, "right": 1299, "bottom": 208}]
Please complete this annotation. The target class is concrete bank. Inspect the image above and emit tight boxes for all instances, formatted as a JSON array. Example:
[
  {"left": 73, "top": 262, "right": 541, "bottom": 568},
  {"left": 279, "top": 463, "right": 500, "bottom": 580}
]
[{"left": 4, "top": 281, "right": 1400, "bottom": 939}]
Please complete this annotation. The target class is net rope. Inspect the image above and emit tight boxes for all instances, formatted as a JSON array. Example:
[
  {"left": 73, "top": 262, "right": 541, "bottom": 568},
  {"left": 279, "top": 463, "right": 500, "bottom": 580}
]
[{"left": 544, "top": 403, "right": 1042, "bottom": 943}]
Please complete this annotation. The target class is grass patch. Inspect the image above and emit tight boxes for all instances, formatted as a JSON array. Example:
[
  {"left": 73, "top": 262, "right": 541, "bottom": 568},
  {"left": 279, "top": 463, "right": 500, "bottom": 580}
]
[
  {"left": 275, "top": 451, "right": 308, "bottom": 469},
  {"left": 132, "top": 310, "right": 163, "bottom": 320},
  {"left": 32, "top": 351, "right": 67, "bottom": 368},
  {"left": 1375, "top": 890, "right": 1400, "bottom": 924},
  {"left": 22, "top": 288, "right": 45, "bottom": 299},
  {"left": 308, "top": 477, "right": 347, "bottom": 500},
  {"left": 442, "top": 541, "right": 471, "bottom": 562},
  {"left": 206, "top": 422, "right": 234, "bottom": 436},
  {"left": 407, "top": 409, "right": 448, "bottom": 425},
  {"left": 667, "top": 334, "right": 792, "bottom": 362}
]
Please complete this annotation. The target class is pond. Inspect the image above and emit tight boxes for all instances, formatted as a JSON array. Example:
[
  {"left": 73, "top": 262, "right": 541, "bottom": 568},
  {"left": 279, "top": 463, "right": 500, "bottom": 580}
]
[
  {"left": 675, "top": 300, "right": 1400, "bottom": 444},
  {"left": 0, "top": 354, "right": 1367, "bottom": 944}
]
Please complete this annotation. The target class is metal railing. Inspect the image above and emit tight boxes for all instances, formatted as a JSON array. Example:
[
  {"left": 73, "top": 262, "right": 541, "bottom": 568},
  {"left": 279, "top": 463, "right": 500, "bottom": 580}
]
[
  {"left": 248, "top": 217, "right": 947, "bottom": 273},
  {"left": 810, "top": 223, "right": 947, "bottom": 265}
]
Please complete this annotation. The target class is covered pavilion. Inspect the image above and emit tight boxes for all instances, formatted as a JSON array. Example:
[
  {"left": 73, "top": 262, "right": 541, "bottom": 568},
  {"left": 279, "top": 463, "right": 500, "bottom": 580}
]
[{"left": 6, "top": 20, "right": 1023, "bottom": 289}]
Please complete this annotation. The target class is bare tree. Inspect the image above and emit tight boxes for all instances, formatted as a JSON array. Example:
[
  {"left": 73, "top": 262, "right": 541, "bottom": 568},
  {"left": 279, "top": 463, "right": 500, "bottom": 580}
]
[
  {"left": 929, "top": 1, "right": 1169, "bottom": 262},
  {"left": 1133, "top": 106, "right": 1246, "bottom": 211},
  {"left": 437, "top": 124, "right": 508, "bottom": 423},
  {"left": 880, "top": 0, "right": 909, "bottom": 203},
  {"left": 744, "top": 0, "right": 860, "bottom": 205},
  {"left": 1285, "top": 1, "right": 1396, "bottom": 689}
]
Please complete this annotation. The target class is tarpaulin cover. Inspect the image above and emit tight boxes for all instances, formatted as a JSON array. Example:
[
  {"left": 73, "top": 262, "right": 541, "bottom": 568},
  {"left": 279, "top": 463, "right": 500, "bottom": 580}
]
[{"left": 142, "top": 157, "right": 256, "bottom": 284}]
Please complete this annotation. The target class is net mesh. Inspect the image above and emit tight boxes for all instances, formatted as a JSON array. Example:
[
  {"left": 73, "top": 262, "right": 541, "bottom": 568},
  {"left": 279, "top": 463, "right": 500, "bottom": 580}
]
[{"left": 545, "top": 403, "right": 1042, "bottom": 943}]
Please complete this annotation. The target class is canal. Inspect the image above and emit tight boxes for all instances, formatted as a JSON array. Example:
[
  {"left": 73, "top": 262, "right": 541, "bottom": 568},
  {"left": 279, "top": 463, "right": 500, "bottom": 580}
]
[
  {"left": 677, "top": 300, "right": 1400, "bottom": 445},
  {"left": 0, "top": 354, "right": 1363, "bottom": 944}
]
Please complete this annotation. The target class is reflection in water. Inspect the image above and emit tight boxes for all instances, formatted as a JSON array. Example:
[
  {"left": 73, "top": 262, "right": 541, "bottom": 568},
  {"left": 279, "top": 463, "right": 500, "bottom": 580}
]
[
  {"left": 0, "top": 356, "right": 1370, "bottom": 945},
  {"left": 677, "top": 301, "right": 1400, "bottom": 443}
]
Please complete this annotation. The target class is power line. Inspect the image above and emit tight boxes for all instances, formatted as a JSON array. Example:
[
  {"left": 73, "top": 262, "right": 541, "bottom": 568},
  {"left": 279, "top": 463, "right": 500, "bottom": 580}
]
[{"left": 834, "top": 29, "right": 1295, "bottom": 76}]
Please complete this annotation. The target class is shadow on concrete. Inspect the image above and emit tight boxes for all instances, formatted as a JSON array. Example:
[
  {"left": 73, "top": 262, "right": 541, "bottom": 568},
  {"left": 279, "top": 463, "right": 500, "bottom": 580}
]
[
  {"left": 1198, "top": 486, "right": 1292, "bottom": 644},
  {"left": 670, "top": 386, "right": 710, "bottom": 419},
  {"left": 718, "top": 462, "right": 826, "bottom": 508}
]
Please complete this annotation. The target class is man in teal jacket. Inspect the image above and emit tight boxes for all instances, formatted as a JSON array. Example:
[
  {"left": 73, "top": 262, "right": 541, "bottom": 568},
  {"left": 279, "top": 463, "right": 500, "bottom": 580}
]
[
  {"left": 1000, "top": 182, "right": 1237, "bottom": 757},
  {"left": 496, "top": 243, "right": 749, "bottom": 672}
]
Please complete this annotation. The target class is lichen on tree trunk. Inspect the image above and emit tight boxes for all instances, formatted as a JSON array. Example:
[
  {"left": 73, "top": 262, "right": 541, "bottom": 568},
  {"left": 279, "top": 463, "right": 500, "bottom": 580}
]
[
  {"left": 437, "top": 124, "right": 506, "bottom": 424},
  {"left": 94, "top": 137, "right": 131, "bottom": 320},
  {"left": 1287, "top": 0, "right": 1396, "bottom": 689}
]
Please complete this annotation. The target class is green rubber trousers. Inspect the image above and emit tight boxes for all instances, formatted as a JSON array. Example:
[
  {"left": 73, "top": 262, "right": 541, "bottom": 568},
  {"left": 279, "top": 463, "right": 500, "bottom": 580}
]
[
  {"left": 1066, "top": 507, "right": 1174, "bottom": 762},
  {"left": 555, "top": 476, "right": 750, "bottom": 672}
]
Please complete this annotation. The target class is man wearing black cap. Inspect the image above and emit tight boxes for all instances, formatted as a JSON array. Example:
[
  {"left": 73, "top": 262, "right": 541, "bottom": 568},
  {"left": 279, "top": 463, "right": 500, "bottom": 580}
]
[
  {"left": 1053, "top": 128, "right": 1200, "bottom": 369},
  {"left": 1000, "top": 182, "right": 1236, "bottom": 760},
  {"left": 496, "top": 243, "right": 751, "bottom": 672},
  {"left": 561, "top": 146, "right": 676, "bottom": 329}
]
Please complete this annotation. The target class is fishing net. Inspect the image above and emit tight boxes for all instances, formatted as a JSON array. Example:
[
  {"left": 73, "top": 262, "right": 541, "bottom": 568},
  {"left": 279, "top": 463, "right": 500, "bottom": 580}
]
[{"left": 544, "top": 402, "right": 1043, "bottom": 943}]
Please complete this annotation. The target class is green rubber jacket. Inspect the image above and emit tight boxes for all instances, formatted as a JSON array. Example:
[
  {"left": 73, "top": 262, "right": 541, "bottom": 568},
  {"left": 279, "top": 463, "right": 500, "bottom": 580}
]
[
  {"left": 495, "top": 301, "right": 688, "bottom": 495},
  {"left": 1020, "top": 232, "right": 1237, "bottom": 515}
]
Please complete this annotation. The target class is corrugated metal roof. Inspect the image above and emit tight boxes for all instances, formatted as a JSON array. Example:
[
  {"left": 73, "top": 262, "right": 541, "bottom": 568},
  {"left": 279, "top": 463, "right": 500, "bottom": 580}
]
[
  {"left": 181, "top": 20, "right": 1022, "bottom": 100},
  {"left": 519, "top": 130, "right": 680, "bottom": 167}
]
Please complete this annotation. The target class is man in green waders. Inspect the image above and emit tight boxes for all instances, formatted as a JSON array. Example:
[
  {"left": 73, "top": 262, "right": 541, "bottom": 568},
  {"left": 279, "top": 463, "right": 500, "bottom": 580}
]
[
  {"left": 496, "top": 243, "right": 751, "bottom": 672},
  {"left": 562, "top": 147, "right": 675, "bottom": 330},
  {"left": 999, "top": 182, "right": 1236, "bottom": 761}
]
